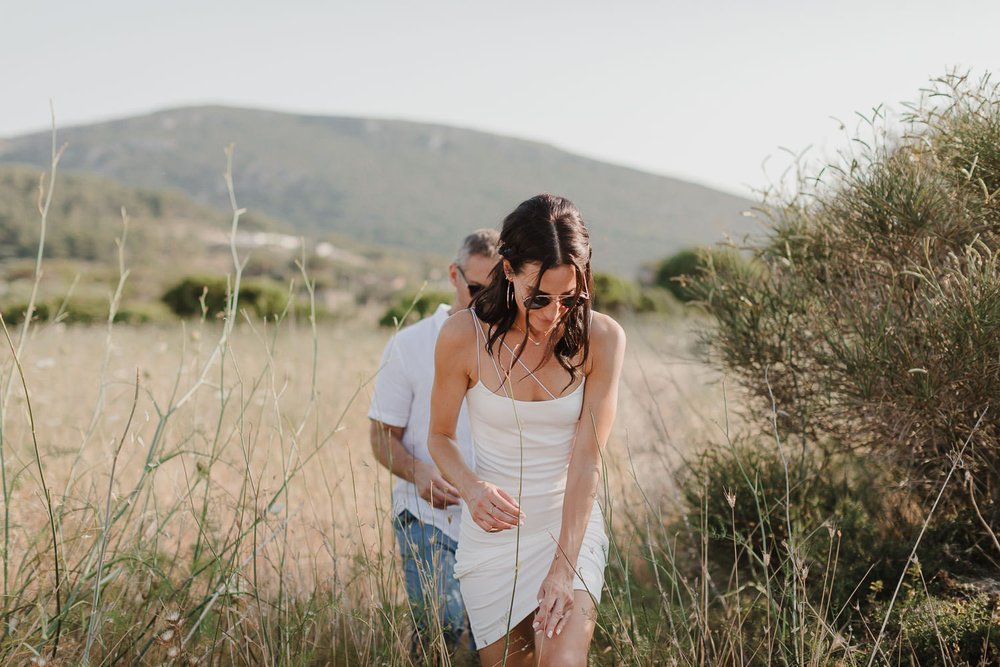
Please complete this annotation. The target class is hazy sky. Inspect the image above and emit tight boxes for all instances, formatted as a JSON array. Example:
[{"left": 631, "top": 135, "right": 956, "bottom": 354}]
[{"left": 2, "top": 0, "right": 998, "bottom": 196}]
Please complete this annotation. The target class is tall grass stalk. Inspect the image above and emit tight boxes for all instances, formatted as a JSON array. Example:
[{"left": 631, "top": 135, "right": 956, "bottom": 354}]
[
  {"left": 0, "top": 106, "right": 63, "bottom": 613},
  {"left": 58, "top": 208, "right": 133, "bottom": 603},
  {"left": 0, "top": 314, "right": 63, "bottom": 658},
  {"left": 82, "top": 371, "right": 139, "bottom": 665}
]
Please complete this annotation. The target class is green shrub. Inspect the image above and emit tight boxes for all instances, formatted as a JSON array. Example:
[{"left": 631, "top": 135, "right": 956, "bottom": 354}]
[
  {"left": 651, "top": 247, "right": 750, "bottom": 303},
  {"left": 162, "top": 275, "right": 290, "bottom": 319},
  {"left": 240, "top": 279, "right": 292, "bottom": 319},
  {"left": 876, "top": 590, "right": 1000, "bottom": 665},
  {"left": 694, "top": 72, "right": 1000, "bottom": 565},
  {"left": 378, "top": 288, "right": 453, "bottom": 328},
  {"left": 161, "top": 275, "right": 229, "bottom": 317},
  {"left": 678, "top": 438, "right": 903, "bottom": 612},
  {"left": 0, "top": 302, "right": 50, "bottom": 325},
  {"left": 634, "top": 286, "right": 681, "bottom": 316},
  {"left": 592, "top": 271, "right": 680, "bottom": 315},
  {"left": 113, "top": 301, "right": 173, "bottom": 324},
  {"left": 59, "top": 297, "right": 117, "bottom": 324},
  {"left": 592, "top": 272, "right": 642, "bottom": 314},
  {"left": 653, "top": 248, "right": 701, "bottom": 302}
]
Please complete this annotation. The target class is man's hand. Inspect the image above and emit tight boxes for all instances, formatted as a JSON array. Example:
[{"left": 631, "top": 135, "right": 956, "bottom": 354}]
[{"left": 414, "top": 461, "right": 461, "bottom": 508}]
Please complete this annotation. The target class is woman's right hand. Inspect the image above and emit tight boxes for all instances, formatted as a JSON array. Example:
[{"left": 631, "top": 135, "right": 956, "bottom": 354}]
[{"left": 463, "top": 480, "right": 524, "bottom": 533}]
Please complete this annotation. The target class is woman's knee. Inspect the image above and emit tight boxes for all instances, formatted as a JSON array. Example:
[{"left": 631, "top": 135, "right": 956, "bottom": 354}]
[{"left": 537, "top": 644, "right": 587, "bottom": 667}]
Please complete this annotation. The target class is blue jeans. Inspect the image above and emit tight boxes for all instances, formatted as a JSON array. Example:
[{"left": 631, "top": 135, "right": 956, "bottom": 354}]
[{"left": 393, "top": 510, "right": 470, "bottom": 652}]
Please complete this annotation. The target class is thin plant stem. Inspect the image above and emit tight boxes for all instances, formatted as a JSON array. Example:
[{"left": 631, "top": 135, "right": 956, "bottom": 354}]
[
  {"left": 0, "top": 313, "right": 62, "bottom": 658},
  {"left": 0, "top": 106, "right": 63, "bottom": 613},
  {"left": 82, "top": 371, "right": 140, "bottom": 665},
  {"left": 62, "top": 209, "right": 131, "bottom": 509}
]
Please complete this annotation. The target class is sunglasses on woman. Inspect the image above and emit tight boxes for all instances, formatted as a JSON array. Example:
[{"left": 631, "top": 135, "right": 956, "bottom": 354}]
[
  {"left": 456, "top": 265, "right": 485, "bottom": 298},
  {"left": 522, "top": 291, "right": 590, "bottom": 310}
]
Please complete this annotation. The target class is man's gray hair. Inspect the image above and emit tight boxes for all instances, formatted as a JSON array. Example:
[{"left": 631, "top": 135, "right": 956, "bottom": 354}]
[{"left": 455, "top": 228, "right": 500, "bottom": 268}]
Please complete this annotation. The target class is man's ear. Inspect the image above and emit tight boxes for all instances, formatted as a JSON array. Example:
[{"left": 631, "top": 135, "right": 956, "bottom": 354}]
[{"left": 448, "top": 262, "right": 459, "bottom": 288}]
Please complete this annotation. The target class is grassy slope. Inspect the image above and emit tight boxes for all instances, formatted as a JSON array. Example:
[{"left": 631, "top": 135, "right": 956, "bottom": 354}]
[
  {"left": 0, "top": 107, "right": 756, "bottom": 275},
  {"left": 1, "top": 163, "right": 291, "bottom": 304},
  {"left": 0, "top": 163, "right": 282, "bottom": 260},
  {"left": 0, "top": 163, "right": 439, "bottom": 312}
]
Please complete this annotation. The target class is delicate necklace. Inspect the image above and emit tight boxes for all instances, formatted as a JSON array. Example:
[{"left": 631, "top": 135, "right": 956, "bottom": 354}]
[{"left": 512, "top": 322, "right": 545, "bottom": 346}]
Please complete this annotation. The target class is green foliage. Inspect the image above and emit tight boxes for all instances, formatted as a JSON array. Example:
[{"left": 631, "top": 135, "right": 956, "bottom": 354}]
[
  {"left": 653, "top": 248, "right": 701, "bottom": 301},
  {"left": 878, "top": 590, "right": 1000, "bottom": 665},
  {"left": 0, "top": 163, "right": 305, "bottom": 314},
  {"left": 0, "top": 299, "right": 169, "bottom": 325},
  {"left": 162, "top": 275, "right": 290, "bottom": 319},
  {"left": 0, "top": 164, "right": 279, "bottom": 264},
  {"left": 678, "top": 439, "right": 902, "bottom": 613},
  {"left": 114, "top": 301, "right": 174, "bottom": 324},
  {"left": 651, "top": 246, "right": 753, "bottom": 303},
  {"left": 0, "top": 302, "right": 50, "bottom": 325},
  {"left": 634, "top": 286, "right": 681, "bottom": 315},
  {"left": 592, "top": 271, "right": 680, "bottom": 316},
  {"left": 592, "top": 272, "right": 641, "bottom": 313},
  {"left": 378, "top": 288, "right": 454, "bottom": 328},
  {"left": 695, "top": 72, "right": 1000, "bottom": 563},
  {"left": 162, "top": 276, "right": 227, "bottom": 317}
]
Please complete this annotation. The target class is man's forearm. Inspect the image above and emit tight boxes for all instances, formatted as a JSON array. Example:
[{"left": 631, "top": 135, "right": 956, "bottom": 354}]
[
  {"left": 370, "top": 422, "right": 425, "bottom": 483},
  {"left": 428, "top": 432, "right": 479, "bottom": 499}
]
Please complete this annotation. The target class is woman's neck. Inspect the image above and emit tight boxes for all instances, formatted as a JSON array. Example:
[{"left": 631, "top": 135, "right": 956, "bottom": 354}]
[{"left": 514, "top": 316, "right": 557, "bottom": 343}]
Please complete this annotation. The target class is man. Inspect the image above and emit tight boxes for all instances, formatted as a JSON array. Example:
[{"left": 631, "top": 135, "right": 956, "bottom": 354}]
[{"left": 368, "top": 229, "right": 499, "bottom": 654}]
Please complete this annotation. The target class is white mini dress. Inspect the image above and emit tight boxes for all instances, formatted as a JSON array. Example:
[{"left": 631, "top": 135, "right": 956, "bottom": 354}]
[{"left": 453, "top": 310, "right": 608, "bottom": 648}]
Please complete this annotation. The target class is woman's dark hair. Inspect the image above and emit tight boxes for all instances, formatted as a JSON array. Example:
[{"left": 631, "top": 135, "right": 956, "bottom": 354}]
[{"left": 472, "top": 193, "right": 593, "bottom": 388}]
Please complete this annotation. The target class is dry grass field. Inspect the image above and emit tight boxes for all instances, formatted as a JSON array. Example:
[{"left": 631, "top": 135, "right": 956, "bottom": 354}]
[{"left": 0, "top": 310, "right": 738, "bottom": 664}]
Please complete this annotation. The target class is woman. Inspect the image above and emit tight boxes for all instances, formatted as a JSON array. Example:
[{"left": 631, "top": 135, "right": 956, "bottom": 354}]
[{"left": 429, "top": 194, "right": 626, "bottom": 666}]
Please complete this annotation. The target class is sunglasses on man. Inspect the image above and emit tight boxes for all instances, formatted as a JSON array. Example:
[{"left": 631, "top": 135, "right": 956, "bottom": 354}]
[{"left": 456, "top": 265, "right": 486, "bottom": 298}]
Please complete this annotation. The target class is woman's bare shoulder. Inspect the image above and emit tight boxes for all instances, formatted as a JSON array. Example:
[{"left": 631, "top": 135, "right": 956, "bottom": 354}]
[
  {"left": 437, "top": 308, "right": 480, "bottom": 349},
  {"left": 583, "top": 310, "right": 626, "bottom": 377},
  {"left": 589, "top": 310, "right": 626, "bottom": 350}
]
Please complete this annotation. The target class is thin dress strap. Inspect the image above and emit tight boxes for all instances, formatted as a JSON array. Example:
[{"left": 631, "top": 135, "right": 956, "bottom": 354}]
[
  {"left": 470, "top": 308, "right": 504, "bottom": 385},
  {"left": 499, "top": 340, "right": 558, "bottom": 400}
]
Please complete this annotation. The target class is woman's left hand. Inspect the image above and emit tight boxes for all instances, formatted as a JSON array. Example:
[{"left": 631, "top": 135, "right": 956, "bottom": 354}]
[{"left": 533, "top": 567, "right": 574, "bottom": 638}]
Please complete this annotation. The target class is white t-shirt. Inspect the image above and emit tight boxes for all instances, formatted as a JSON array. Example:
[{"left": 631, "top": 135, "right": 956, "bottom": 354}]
[{"left": 368, "top": 304, "right": 474, "bottom": 542}]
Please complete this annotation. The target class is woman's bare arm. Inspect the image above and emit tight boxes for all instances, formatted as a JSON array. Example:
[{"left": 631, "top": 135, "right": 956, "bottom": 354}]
[
  {"left": 535, "top": 312, "right": 626, "bottom": 637},
  {"left": 428, "top": 312, "right": 523, "bottom": 531}
]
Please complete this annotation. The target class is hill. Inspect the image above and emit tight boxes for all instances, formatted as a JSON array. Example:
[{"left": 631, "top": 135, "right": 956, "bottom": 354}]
[
  {"left": 0, "top": 107, "right": 755, "bottom": 275},
  {"left": 0, "top": 164, "right": 441, "bottom": 317},
  {"left": 0, "top": 163, "right": 282, "bottom": 263}
]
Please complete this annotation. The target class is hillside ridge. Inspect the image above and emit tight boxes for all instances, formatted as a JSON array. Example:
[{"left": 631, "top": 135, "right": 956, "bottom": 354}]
[{"left": 0, "top": 105, "right": 756, "bottom": 275}]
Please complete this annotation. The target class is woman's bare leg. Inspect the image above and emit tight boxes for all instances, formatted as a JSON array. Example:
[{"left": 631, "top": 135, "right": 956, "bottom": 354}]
[
  {"left": 477, "top": 591, "right": 597, "bottom": 667},
  {"left": 533, "top": 591, "right": 597, "bottom": 667},
  {"left": 477, "top": 614, "right": 537, "bottom": 667}
]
